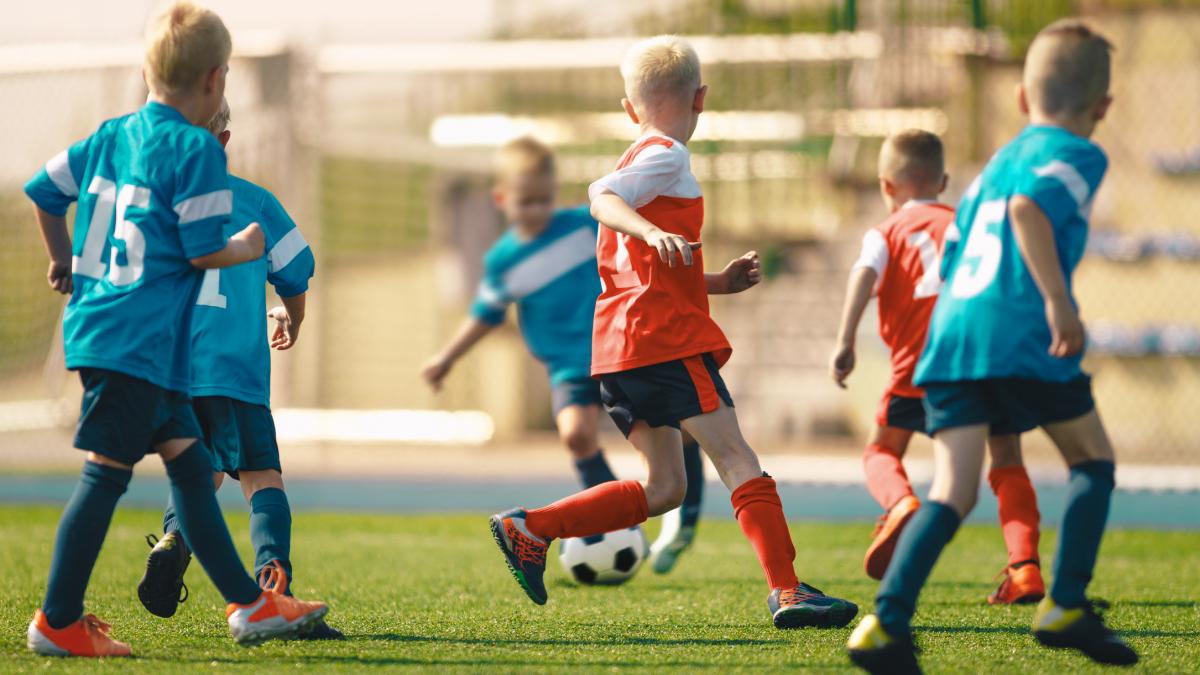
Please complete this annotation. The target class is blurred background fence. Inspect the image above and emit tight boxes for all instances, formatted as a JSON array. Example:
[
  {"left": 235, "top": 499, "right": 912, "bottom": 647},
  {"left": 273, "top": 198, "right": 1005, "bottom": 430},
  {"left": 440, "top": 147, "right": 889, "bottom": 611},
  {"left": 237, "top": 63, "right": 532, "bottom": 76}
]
[{"left": 2, "top": 0, "right": 1199, "bottom": 469}]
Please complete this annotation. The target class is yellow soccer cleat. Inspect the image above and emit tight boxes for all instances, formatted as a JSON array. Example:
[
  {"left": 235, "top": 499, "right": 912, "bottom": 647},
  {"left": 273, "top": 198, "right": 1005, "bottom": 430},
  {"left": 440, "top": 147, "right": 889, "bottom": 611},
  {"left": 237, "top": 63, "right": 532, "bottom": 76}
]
[
  {"left": 1032, "top": 597, "right": 1138, "bottom": 666},
  {"left": 846, "top": 614, "right": 921, "bottom": 675}
]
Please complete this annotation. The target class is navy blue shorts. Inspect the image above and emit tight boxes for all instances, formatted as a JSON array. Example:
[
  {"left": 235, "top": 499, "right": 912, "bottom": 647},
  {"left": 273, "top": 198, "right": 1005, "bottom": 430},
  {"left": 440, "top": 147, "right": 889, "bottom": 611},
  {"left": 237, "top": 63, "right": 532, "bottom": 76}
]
[
  {"left": 922, "top": 376, "right": 1095, "bottom": 436},
  {"left": 192, "top": 396, "right": 282, "bottom": 479},
  {"left": 550, "top": 376, "right": 602, "bottom": 416},
  {"left": 74, "top": 368, "right": 202, "bottom": 466},
  {"left": 878, "top": 394, "right": 927, "bottom": 433},
  {"left": 599, "top": 353, "right": 734, "bottom": 437}
]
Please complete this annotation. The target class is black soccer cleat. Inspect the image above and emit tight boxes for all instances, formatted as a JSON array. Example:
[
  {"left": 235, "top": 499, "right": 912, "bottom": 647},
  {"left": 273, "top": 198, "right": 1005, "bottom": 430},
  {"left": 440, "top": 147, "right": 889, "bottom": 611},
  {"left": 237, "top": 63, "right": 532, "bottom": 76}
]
[
  {"left": 1033, "top": 597, "right": 1139, "bottom": 666},
  {"left": 294, "top": 618, "right": 346, "bottom": 640},
  {"left": 847, "top": 614, "right": 922, "bottom": 675},
  {"left": 489, "top": 509, "right": 550, "bottom": 605},
  {"left": 769, "top": 582, "right": 859, "bottom": 629},
  {"left": 137, "top": 531, "right": 191, "bottom": 618}
]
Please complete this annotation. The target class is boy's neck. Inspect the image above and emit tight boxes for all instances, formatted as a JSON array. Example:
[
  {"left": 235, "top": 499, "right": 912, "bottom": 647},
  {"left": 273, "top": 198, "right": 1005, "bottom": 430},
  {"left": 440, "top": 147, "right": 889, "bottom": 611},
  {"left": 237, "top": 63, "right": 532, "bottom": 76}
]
[
  {"left": 149, "top": 91, "right": 209, "bottom": 127},
  {"left": 514, "top": 220, "right": 549, "bottom": 239},
  {"left": 1028, "top": 110, "right": 1096, "bottom": 139},
  {"left": 639, "top": 117, "right": 693, "bottom": 147}
]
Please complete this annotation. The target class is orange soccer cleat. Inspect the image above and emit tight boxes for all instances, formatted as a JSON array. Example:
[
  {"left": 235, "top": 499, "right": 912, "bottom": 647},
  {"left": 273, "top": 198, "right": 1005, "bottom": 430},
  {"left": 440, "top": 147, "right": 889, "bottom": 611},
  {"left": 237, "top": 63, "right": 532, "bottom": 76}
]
[
  {"left": 226, "top": 562, "right": 329, "bottom": 646},
  {"left": 27, "top": 610, "right": 131, "bottom": 657},
  {"left": 988, "top": 562, "right": 1046, "bottom": 605},
  {"left": 864, "top": 495, "right": 921, "bottom": 580}
]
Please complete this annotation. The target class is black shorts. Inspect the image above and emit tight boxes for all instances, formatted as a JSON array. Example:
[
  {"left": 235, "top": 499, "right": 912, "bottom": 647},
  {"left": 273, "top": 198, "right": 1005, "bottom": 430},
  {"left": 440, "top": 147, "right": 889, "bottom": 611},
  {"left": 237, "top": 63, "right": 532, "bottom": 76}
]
[
  {"left": 922, "top": 376, "right": 1095, "bottom": 436},
  {"left": 598, "top": 353, "right": 734, "bottom": 437},
  {"left": 550, "top": 377, "right": 603, "bottom": 416},
  {"left": 74, "top": 368, "right": 202, "bottom": 465},
  {"left": 192, "top": 396, "right": 282, "bottom": 479},
  {"left": 878, "top": 394, "right": 927, "bottom": 433}
]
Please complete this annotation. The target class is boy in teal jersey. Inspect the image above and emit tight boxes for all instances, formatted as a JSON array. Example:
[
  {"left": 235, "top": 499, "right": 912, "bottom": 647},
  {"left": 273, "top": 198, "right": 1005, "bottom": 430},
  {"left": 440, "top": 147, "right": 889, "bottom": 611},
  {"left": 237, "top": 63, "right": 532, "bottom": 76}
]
[
  {"left": 421, "top": 137, "right": 705, "bottom": 572},
  {"left": 135, "top": 99, "right": 340, "bottom": 639},
  {"left": 848, "top": 20, "right": 1138, "bottom": 673},
  {"left": 22, "top": 2, "right": 327, "bottom": 657}
]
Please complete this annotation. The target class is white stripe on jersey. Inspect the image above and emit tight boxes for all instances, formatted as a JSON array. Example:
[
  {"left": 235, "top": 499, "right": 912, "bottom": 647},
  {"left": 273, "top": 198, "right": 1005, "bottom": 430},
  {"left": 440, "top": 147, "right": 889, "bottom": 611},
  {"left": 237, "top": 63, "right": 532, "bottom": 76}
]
[
  {"left": 475, "top": 280, "right": 506, "bottom": 309},
  {"left": 502, "top": 227, "right": 596, "bottom": 300},
  {"left": 267, "top": 227, "right": 309, "bottom": 273},
  {"left": 1033, "top": 160, "right": 1090, "bottom": 207},
  {"left": 45, "top": 150, "right": 79, "bottom": 198},
  {"left": 174, "top": 189, "right": 233, "bottom": 224}
]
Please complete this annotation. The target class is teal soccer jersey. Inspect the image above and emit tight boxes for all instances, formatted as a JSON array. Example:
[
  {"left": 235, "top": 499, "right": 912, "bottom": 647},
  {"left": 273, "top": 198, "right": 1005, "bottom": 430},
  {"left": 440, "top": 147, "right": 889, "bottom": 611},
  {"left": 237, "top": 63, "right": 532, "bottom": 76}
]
[
  {"left": 470, "top": 206, "right": 600, "bottom": 384},
  {"left": 24, "top": 102, "right": 230, "bottom": 393},
  {"left": 915, "top": 125, "right": 1108, "bottom": 385},
  {"left": 190, "top": 176, "right": 314, "bottom": 406}
]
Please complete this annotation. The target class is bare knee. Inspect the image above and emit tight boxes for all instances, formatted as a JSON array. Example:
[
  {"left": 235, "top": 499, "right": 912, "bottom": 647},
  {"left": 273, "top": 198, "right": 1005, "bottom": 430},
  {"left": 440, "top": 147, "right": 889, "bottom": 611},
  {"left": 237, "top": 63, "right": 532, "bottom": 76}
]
[
  {"left": 644, "top": 473, "right": 687, "bottom": 516},
  {"left": 560, "top": 427, "right": 597, "bottom": 460},
  {"left": 212, "top": 472, "right": 225, "bottom": 490},
  {"left": 931, "top": 482, "right": 978, "bottom": 519},
  {"left": 987, "top": 434, "right": 1024, "bottom": 468},
  {"left": 239, "top": 469, "right": 284, "bottom": 503}
]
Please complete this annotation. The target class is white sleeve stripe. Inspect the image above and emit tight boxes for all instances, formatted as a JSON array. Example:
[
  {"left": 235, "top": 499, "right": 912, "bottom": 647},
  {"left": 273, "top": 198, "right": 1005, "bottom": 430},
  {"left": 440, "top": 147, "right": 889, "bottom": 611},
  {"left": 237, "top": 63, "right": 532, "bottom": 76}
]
[
  {"left": 1033, "top": 160, "right": 1090, "bottom": 207},
  {"left": 45, "top": 150, "right": 79, "bottom": 198},
  {"left": 174, "top": 190, "right": 233, "bottom": 224},
  {"left": 475, "top": 281, "right": 506, "bottom": 309},
  {"left": 267, "top": 227, "right": 309, "bottom": 273}
]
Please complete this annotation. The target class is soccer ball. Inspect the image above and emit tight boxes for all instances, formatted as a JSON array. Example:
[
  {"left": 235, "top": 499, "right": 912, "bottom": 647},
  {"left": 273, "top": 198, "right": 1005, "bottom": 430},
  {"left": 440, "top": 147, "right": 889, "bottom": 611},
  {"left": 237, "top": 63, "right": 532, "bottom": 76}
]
[{"left": 558, "top": 527, "right": 648, "bottom": 585}]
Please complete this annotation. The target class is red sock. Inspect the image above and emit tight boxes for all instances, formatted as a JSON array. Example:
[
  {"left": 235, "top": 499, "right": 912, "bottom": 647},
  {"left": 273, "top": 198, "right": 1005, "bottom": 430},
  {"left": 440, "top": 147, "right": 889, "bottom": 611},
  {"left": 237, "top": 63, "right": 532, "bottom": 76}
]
[
  {"left": 524, "top": 480, "right": 648, "bottom": 541},
  {"left": 988, "top": 466, "right": 1041, "bottom": 566},
  {"left": 863, "top": 443, "right": 914, "bottom": 511},
  {"left": 731, "top": 475, "right": 799, "bottom": 590}
]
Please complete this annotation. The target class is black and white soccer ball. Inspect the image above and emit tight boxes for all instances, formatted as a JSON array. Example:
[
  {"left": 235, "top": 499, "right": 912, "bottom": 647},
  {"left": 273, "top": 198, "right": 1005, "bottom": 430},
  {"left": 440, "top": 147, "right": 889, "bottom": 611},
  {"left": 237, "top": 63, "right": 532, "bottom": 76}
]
[{"left": 558, "top": 527, "right": 648, "bottom": 585}]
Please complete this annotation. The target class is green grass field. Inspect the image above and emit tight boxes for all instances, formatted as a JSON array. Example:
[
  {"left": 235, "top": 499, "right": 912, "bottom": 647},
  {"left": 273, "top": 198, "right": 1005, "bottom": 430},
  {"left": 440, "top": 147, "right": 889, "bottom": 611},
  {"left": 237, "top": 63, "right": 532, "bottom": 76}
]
[{"left": 1, "top": 505, "right": 1197, "bottom": 673}]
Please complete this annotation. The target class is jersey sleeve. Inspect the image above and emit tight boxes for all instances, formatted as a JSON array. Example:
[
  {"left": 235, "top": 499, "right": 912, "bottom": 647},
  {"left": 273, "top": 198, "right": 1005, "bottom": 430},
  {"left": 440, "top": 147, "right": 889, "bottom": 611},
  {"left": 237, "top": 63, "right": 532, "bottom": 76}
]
[
  {"left": 1015, "top": 144, "right": 1108, "bottom": 229},
  {"left": 262, "top": 192, "right": 315, "bottom": 298},
  {"left": 172, "top": 133, "right": 232, "bottom": 259},
  {"left": 24, "top": 135, "right": 92, "bottom": 216},
  {"left": 587, "top": 144, "right": 684, "bottom": 209},
  {"left": 852, "top": 229, "right": 889, "bottom": 295},
  {"left": 469, "top": 253, "right": 511, "bottom": 326}
]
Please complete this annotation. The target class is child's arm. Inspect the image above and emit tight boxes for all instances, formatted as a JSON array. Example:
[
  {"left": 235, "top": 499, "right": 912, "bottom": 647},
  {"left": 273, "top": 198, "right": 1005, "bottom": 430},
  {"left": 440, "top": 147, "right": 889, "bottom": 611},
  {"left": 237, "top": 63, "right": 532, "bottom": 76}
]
[
  {"left": 268, "top": 293, "right": 306, "bottom": 351},
  {"left": 590, "top": 191, "right": 699, "bottom": 267},
  {"left": 1009, "top": 195, "right": 1084, "bottom": 358},
  {"left": 706, "top": 251, "right": 761, "bottom": 294},
  {"left": 420, "top": 319, "right": 497, "bottom": 392},
  {"left": 830, "top": 267, "right": 878, "bottom": 388},
  {"left": 32, "top": 205, "right": 74, "bottom": 295},
  {"left": 189, "top": 222, "right": 264, "bottom": 269}
]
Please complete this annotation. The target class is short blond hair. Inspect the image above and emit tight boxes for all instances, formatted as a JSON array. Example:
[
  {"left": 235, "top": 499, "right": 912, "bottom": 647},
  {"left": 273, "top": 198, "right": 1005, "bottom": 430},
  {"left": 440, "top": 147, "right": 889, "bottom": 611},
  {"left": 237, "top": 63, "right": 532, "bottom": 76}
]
[
  {"left": 880, "top": 129, "right": 945, "bottom": 187},
  {"left": 495, "top": 136, "right": 556, "bottom": 181},
  {"left": 144, "top": 1, "right": 232, "bottom": 96},
  {"left": 620, "top": 35, "right": 701, "bottom": 110},
  {"left": 1024, "top": 19, "right": 1113, "bottom": 117},
  {"left": 206, "top": 97, "right": 230, "bottom": 134}
]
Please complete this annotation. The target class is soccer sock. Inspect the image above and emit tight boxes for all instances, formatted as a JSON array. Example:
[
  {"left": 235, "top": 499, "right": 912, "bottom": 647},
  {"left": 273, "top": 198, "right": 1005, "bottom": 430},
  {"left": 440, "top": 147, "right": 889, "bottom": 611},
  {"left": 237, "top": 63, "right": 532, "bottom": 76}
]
[
  {"left": 164, "top": 444, "right": 260, "bottom": 606},
  {"left": 876, "top": 501, "right": 961, "bottom": 636},
  {"left": 863, "top": 443, "right": 914, "bottom": 511},
  {"left": 988, "top": 466, "right": 1040, "bottom": 566},
  {"left": 249, "top": 488, "right": 293, "bottom": 592},
  {"left": 681, "top": 441, "right": 704, "bottom": 529},
  {"left": 1050, "top": 460, "right": 1115, "bottom": 608},
  {"left": 160, "top": 495, "right": 192, "bottom": 558},
  {"left": 730, "top": 475, "right": 799, "bottom": 590},
  {"left": 524, "top": 480, "right": 648, "bottom": 541},
  {"left": 42, "top": 461, "right": 131, "bottom": 629},
  {"left": 574, "top": 450, "right": 618, "bottom": 488}
]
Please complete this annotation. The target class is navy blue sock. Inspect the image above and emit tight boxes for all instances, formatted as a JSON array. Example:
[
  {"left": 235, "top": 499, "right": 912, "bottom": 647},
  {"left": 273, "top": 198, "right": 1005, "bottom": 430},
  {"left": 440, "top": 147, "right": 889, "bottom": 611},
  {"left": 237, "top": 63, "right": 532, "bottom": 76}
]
[
  {"left": 164, "top": 444, "right": 260, "bottom": 605},
  {"left": 42, "top": 461, "right": 131, "bottom": 629},
  {"left": 575, "top": 450, "right": 618, "bottom": 488},
  {"left": 162, "top": 495, "right": 179, "bottom": 536},
  {"left": 681, "top": 441, "right": 704, "bottom": 528},
  {"left": 250, "top": 488, "right": 293, "bottom": 593},
  {"left": 876, "top": 501, "right": 961, "bottom": 636},
  {"left": 1051, "top": 460, "right": 1115, "bottom": 607}
]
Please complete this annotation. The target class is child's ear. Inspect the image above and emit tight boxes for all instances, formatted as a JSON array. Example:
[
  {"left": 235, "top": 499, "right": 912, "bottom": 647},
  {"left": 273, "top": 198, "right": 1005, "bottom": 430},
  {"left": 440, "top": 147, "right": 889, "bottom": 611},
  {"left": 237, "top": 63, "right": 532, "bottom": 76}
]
[
  {"left": 203, "top": 65, "right": 224, "bottom": 95},
  {"left": 621, "top": 98, "right": 639, "bottom": 125},
  {"left": 218, "top": 130, "right": 231, "bottom": 149},
  {"left": 694, "top": 85, "right": 708, "bottom": 113},
  {"left": 880, "top": 177, "right": 897, "bottom": 196},
  {"left": 939, "top": 173, "right": 949, "bottom": 194},
  {"left": 1016, "top": 83, "right": 1030, "bottom": 116},
  {"left": 1093, "top": 94, "right": 1113, "bottom": 123},
  {"left": 491, "top": 184, "right": 506, "bottom": 208}
]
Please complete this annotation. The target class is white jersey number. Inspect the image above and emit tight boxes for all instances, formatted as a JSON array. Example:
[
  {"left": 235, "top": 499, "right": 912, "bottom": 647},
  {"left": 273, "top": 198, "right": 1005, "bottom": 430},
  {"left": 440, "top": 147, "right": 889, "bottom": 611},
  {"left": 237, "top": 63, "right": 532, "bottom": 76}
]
[
  {"left": 197, "top": 269, "right": 228, "bottom": 308},
  {"left": 907, "top": 230, "right": 942, "bottom": 299},
  {"left": 950, "top": 199, "right": 1006, "bottom": 299},
  {"left": 73, "top": 177, "right": 148, "bottom": 286}
]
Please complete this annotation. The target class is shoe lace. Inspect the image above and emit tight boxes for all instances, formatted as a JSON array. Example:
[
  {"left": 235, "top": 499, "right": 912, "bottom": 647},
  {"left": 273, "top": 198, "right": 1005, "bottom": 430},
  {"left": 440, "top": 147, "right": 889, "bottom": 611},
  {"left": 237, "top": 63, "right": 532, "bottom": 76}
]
[
  {"left": 144, "top": 533, "right": 189, "bottom": 604},
  {"left": 258, "top": 560, "right": 291, "bottom": 596},
  {"left": 82, "top": 614, "right": 113, "bottom": 638},
  {"left": 781, "top": 583, "right": 823, "bottom": 604},
  {"left": 511, "top": 529, "right": 547, "bottom": 566}
]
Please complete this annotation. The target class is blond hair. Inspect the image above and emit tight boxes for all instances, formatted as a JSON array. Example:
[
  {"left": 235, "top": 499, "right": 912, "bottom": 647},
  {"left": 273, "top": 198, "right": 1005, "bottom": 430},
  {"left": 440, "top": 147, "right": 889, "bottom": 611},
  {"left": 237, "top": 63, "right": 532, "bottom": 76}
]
[
  {"left": 620, "top": 35, "right": 701, "bottom": 111},
  {"left": 206, "top": 97, "right": 230, "bottom": 134},
  {"left": 880, "top": 129, "right": 945, "bottom": 187},
  {"left": 495, "top": 136, "right": 556, "bottom": 181},
  {"left": 1024, "top": 19, "right": 1113, "bottom": 117},
  {"left": 144, "top": 1, "right": 232, "bottom": 95}
]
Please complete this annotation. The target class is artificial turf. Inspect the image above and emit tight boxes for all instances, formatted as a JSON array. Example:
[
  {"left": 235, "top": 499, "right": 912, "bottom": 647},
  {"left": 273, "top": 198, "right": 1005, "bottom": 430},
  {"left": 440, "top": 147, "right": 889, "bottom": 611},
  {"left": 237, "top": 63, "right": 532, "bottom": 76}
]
[{"left": 0, "top": 505, "right": 1196, "bottom": 673}]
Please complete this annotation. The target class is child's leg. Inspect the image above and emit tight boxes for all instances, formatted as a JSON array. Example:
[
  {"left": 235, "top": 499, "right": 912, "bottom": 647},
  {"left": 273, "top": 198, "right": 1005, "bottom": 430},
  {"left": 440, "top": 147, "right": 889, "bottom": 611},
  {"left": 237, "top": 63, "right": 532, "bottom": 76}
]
[
  {"left": 863, "top": 425, "right": 916, "bottom": 511},
  {"left": 41, "top": 453, "right": 132, "bottom": 628},
  {"left": 239, "top": 470, "right": 292, "bottom": 588},
  {"left": 162, "top": 472, "right": 223, "bottom": 549},
  {"left": 876, "top": 424, "right": 986, "bottom": 635},
  {"left": 986, "top": 434, "right": 1040, "bottom": 566},
  {"left": 557, "top": 404, "right": 617, "bottom": 488},
  {"left": 1042, "top": 410, "right": 1116, "bottom": 607},
  {"left": 680, "top": 431, "right": 704, "bottom": 528}
]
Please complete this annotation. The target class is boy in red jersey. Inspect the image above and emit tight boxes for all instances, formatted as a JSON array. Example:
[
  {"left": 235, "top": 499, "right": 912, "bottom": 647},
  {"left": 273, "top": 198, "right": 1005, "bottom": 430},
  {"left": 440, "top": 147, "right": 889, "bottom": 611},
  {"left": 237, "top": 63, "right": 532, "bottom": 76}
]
[
  {"left": 830, "top": 130, "right": 1043, "bottom": 604},
  {"left": 490, "top": 35, "right": 858, "bottom": 629}
]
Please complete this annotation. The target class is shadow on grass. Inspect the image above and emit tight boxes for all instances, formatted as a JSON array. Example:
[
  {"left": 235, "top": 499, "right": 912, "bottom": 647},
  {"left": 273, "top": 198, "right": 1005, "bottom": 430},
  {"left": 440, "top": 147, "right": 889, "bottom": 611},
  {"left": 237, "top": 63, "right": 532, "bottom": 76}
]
[
  {"left": 361, "top": 633, "right": 778, "bottom": 647},
  {"left": 916, "top": 625, "right": 1200, "bottom": 639},
  {"left": 1118, "top": 600, "right": 1198, "bottom": 609}
]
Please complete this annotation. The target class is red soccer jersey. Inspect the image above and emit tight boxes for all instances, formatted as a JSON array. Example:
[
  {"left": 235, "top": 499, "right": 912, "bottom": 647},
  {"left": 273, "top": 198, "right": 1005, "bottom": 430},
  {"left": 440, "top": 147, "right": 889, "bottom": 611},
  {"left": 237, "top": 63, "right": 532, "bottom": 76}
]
[
  {"left": 588, "top": 136, "right": 731, "bottom": 375},
  {"left": 855, "top": 201, "right": 954, "bottom": 397}
]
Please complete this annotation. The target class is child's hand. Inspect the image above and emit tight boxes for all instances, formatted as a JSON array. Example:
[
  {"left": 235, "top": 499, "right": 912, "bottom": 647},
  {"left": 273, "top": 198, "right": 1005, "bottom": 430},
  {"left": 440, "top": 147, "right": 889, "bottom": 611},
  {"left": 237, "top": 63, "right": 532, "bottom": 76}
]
[
  {"left": 830, "top": 344, "right": 856, "bottom": 388},
  {"left": 646, "top": 229, "right": 700, "bottom": 267},
  {"left": 1046, "top": 298, "right": 1085, "bottom": 358},
  {"left": 47, "top": 259, "right": 72, "bottom": 294},
  {"left": 720, "top": 251, "right": 761, "bottom": 293},
  {"left": 420, "top": 356, "right": 452, "bottom": 392},
  {"left": 233, "top": 222, "right": 266, "bottom": 259},
  {"left": 268, "top": 306, "right": 300, "bottom": 350}
]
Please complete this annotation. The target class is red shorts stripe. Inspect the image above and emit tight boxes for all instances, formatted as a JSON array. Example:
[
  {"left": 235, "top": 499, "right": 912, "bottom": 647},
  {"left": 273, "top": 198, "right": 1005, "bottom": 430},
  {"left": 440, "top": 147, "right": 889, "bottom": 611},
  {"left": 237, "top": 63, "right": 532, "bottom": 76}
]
[{"left": 682, "top": 355, "right": 720, "bottom": 414}]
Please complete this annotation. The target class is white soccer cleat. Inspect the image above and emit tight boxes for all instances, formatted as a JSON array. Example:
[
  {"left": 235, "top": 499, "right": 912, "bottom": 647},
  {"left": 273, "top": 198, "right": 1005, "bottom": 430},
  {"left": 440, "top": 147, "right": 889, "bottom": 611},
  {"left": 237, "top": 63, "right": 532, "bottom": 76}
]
[{"left": 649, "top": 507, "right": 696, "bottom": 574}]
